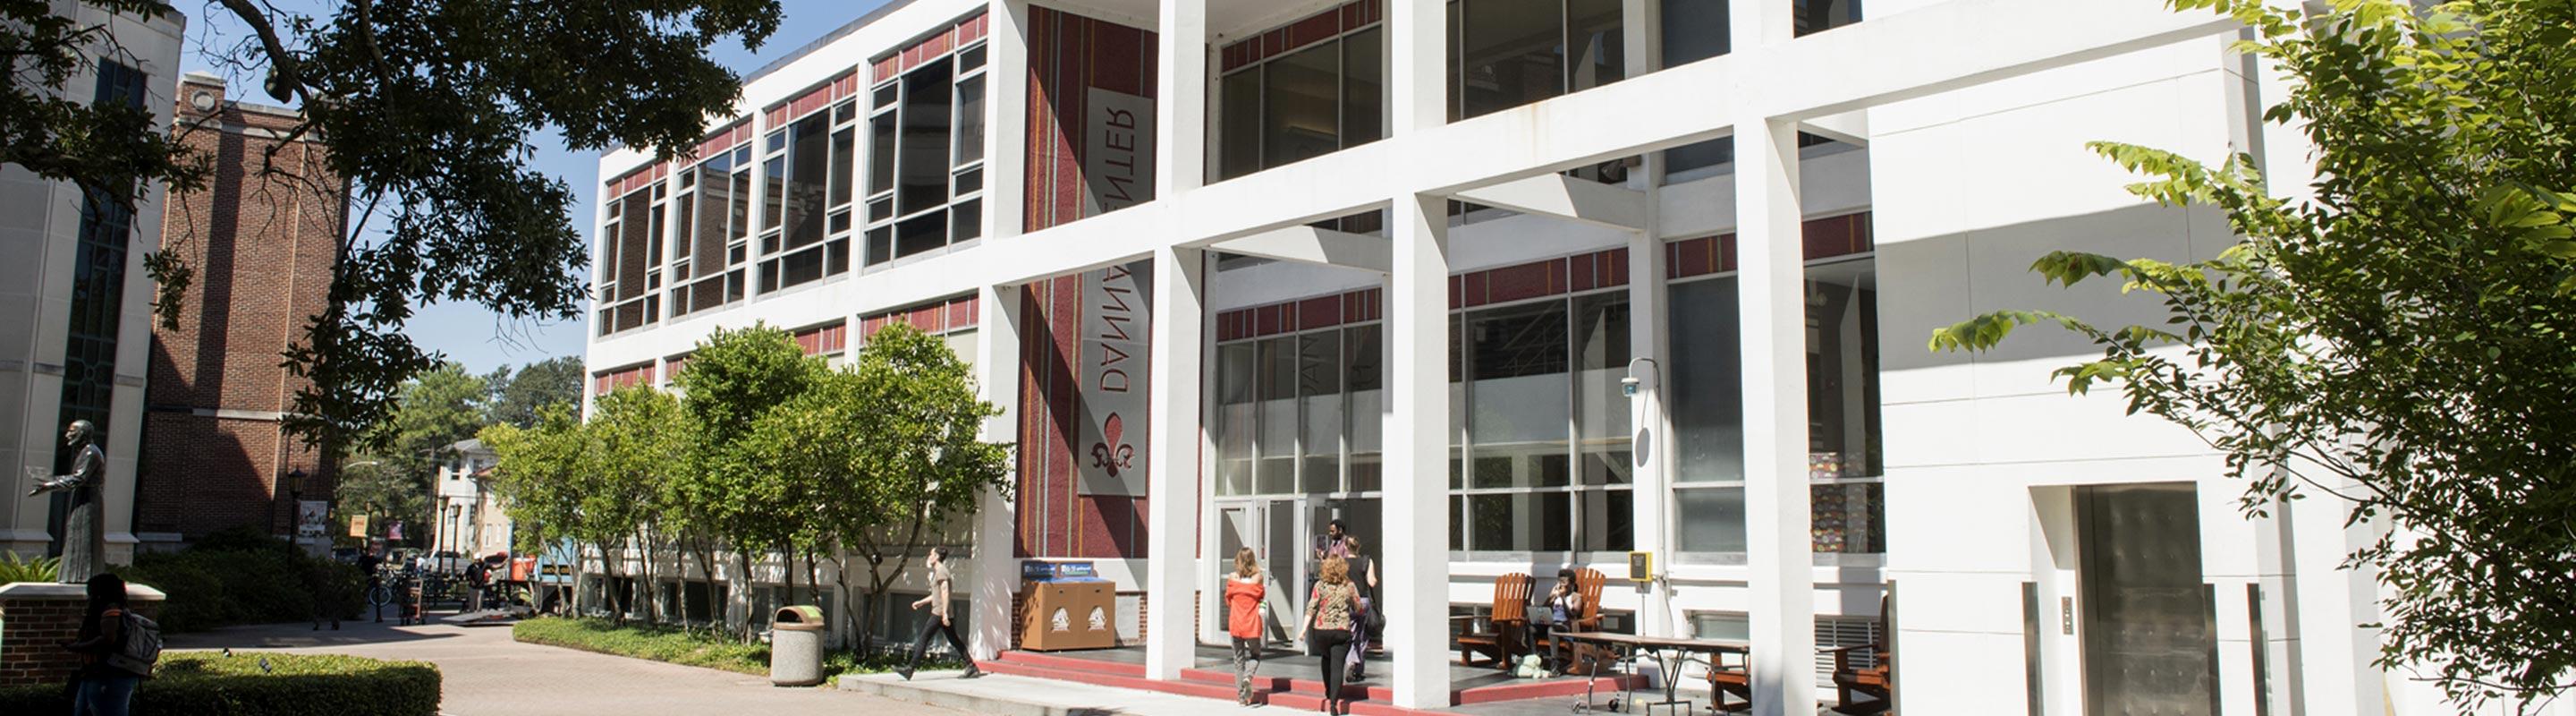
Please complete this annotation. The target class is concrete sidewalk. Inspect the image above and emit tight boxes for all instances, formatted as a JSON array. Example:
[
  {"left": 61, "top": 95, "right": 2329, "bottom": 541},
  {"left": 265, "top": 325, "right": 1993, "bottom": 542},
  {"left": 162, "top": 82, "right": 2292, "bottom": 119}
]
[
  {"left": 843, "top": 669, "right": 1316, "bottom": 716},
  {"left": 168, "top": 616, "right": 964, "bottom": 716}
]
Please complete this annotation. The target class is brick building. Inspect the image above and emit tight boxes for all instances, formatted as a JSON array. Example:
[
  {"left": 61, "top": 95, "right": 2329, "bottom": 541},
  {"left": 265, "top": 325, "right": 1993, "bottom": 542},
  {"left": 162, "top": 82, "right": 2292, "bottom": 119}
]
[{"left": 135, "top": 72, "right": 344, "bottom": 549}]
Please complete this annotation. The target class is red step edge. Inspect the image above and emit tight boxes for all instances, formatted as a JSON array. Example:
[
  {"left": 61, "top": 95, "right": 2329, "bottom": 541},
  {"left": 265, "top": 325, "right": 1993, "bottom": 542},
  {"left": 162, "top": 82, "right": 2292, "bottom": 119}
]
[
  {"left": 1176, "top": 664, "right": 1642, "bottom": 705},
  {"left": 985, "top": 652, "right": 1469, "bottom": 715}
]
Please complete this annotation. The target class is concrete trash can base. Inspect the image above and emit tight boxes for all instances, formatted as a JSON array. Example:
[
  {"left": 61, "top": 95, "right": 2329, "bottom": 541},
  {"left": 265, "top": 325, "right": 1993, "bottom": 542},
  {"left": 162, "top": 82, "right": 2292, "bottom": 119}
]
[{"left": 770, "top": 605, "right": 826, "bottom": 686}]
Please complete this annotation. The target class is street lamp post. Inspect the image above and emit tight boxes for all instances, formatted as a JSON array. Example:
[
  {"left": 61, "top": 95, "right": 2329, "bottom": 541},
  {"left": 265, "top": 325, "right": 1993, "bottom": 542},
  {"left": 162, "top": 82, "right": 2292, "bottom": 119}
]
[{"left": 284, "top": 467, "right": 307, "bottom": 558}]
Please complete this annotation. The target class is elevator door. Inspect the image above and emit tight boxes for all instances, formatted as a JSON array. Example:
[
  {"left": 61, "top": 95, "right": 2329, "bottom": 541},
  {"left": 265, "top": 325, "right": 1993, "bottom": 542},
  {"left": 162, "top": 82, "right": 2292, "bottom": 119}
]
[{"left": 2078, "top": 484, "right": 2216, "bottom": 716}]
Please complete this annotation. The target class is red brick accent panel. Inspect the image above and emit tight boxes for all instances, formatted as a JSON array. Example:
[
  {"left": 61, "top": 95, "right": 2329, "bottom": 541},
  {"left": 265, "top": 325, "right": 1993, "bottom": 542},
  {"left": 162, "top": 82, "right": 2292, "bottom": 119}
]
[
  {"left": 592, "top": 363, "right": 655, "bottom": 394},
  {"left": 1024, "top": 6, "right": 1157, "bottom": 233},
  {"left": 792, "top": 322, "right": 849, "bottom": 355},
  {"left": 1016, "top": 276, "right": 1148, "bottom": 559}
]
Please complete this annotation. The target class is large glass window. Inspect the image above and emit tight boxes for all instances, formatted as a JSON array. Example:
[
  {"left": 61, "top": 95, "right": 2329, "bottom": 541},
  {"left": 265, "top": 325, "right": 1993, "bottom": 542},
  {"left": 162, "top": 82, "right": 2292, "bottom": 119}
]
[
  {"left": 864, "top": 22, "right": 988, "bottom": 266},
  {"left": 597, "top": 185, "right": 660, "bottom": 334},
  {"left": 1451, "top": 0, "right": 1625, "bottom": 121},
  {"left": 1669, "top": 275, "right": 1745, "bottom": 552},
  {"left": 1807, "top": 256, "right": 1883, "bottom": 554},
  {"left": 753, "top": 103, "right": 851, "bottom": 295},
  {"left": 1661, "top": 0, "right": 1730, "bottom": 67},
  {"left": 1213, "top": 13, "right": 1387, "bottom": 180}
]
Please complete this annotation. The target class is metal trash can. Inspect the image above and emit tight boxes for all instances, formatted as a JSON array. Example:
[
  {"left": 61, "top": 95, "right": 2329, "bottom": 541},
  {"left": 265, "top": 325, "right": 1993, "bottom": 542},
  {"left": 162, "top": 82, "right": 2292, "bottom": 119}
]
[{"left": 769, "top": 605, "right": 826, "bottom": 686}]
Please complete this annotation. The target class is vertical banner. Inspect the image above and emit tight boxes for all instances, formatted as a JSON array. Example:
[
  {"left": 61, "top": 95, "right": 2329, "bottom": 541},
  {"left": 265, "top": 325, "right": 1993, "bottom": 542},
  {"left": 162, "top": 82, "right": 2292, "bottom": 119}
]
[
  {"left": 1078, "top": 260, "right": 1153, "bottom": 496},
  {"left": 1082, "top": 89, "right": 1157, "bottom": 216},
  {"left": 349, "top": 514, "right": 370, "bottom": 539}
]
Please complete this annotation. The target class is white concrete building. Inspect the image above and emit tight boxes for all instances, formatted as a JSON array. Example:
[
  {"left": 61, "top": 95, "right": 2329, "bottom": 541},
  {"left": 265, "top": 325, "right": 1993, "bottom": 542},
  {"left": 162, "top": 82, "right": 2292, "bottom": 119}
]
[
  {"left": 584, "top": 1, "right": 2556, "bottom": 713},
  {"left": 2, "top": 3, "right": 186, "bottom": 570}
]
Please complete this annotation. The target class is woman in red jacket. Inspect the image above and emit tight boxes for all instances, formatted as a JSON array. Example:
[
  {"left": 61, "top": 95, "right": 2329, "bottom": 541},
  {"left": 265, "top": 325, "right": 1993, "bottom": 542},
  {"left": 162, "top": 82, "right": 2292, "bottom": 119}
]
[{"left": 1224, "top": 548, "right": 1267, "bottom": 706}]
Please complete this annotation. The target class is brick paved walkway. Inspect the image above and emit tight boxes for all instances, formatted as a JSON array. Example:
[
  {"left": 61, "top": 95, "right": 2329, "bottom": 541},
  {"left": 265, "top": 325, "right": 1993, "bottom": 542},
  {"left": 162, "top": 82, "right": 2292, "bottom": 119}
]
[{"left": 165, "top": 614, "right": 964, "bottom": 716}]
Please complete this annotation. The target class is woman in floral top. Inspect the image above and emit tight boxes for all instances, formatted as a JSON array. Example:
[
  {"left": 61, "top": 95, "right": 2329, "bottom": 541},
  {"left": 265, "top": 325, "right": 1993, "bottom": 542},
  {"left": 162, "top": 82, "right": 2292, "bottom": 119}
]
[{"left": 1302, "top": 556, "right": 1360, "bottom": 715}]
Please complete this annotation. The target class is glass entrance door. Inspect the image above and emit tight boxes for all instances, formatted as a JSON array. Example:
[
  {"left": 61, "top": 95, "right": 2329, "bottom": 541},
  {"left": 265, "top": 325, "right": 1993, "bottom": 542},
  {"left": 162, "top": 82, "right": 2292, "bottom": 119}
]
[{"left": 2077, "top": 483, "right": 2216, "bottom": 716}]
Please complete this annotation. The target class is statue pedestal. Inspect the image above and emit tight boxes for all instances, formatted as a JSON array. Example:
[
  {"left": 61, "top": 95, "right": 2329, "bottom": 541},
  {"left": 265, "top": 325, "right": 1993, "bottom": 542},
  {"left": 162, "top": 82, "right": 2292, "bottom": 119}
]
[{"left": 0, "top": 582, "right": 165, "bottom": 687}]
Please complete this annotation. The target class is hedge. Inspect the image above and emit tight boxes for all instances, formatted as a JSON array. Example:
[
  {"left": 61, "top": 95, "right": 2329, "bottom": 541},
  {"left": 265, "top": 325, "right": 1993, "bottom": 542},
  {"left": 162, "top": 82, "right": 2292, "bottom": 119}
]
[
  {"left": 113, "top": 527, "right": 366, "bottom": 633},
  {"left": 0, "top": 652, "right": 439, "bottom": 716},
  {"left": 513, "top": 617, "right": 962, "bottom": 680}
]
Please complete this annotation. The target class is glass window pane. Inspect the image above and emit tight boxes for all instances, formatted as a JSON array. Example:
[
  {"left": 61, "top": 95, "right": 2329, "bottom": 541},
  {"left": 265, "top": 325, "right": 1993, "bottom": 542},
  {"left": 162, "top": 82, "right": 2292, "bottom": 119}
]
[
  {"left": 1676, "top": 487, "right": 1746, "bottom": 552},
  {"left": 1301, "top": 330, "right": 1343, "bottom": 494},
  {"left": 1218, "top": 69, "right": 1263, "bottom": 180},
  {"left": 1670, "top": 277, "right": 1743, "bottom": 482},
  {"left": 1574, "top": 293, "right": 1631, "bottom": 485},
  {"left": 1469, "top": 491, "right": 1571, "bottom": 552},
  {"left": 1468, "top": 301, "right": 1571, "bottom": 489},
  {"left": 1568, "top": 0, "right": 1624, "bottom": 91},
  {"left": 762, "top": 158, "right": 784, "bottom": 234},
  {"left": 1218, "top": 343, "right": 1257, "bottom": 496},
  {"left": 729, "top": 169, "right": 751, "bottom": 242},
  {"left": 786, "top": 115, "right": 828, "bottom": 249},
  {"left": 1581, "top": 488, "right": 1633, "bottom": 551},
  {"left": 693, "top": 166, "right": 733, "bottom": 269},
  {"left": 954, "top": 74, "right": 986, "bottom": 166},
  {"left": 1812, "top": 482, "right": 1884, "bottom": 554},
  {"left": 1342, "top": 27, "right": 1384, "bottom": 148},
  {"left": 1806, "top": 258, "right": 1881, "bottom": 479},
  {"left": 899, "top": 60, "right": 954, "bottom": 215},
  {"left": 1794, "top": 0, "right": 1863, "bottom": 37},
  {"left": 1258, "top": 337, "right": 1298, "bottom": 494},
  {"left": 894, "top": 211, "right": 945, "bottom": 259},
  {"left": 1659, "top": 0, "right": 1731, "bottom": 68},
  {"left": 1264, "top": 39, "right": 1342, "bottom": 168},
  {"left": 1344, "top": 325, "right": 1384, "bottom": 493},
  {"left": 1460, "top": 0, "right": 1568, "bottom": 119},
  {"left": 869, "top": 113, "right": 898, "bottom": 194},
  {"left": 830, "top": 127, "right": 855, "bottom": 207}
]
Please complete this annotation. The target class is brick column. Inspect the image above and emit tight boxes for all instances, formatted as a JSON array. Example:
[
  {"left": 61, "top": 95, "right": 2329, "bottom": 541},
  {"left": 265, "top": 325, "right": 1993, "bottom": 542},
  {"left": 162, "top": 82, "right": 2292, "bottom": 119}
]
[{"left": 0, "top": 582, "right": 165, "bottom": 687}]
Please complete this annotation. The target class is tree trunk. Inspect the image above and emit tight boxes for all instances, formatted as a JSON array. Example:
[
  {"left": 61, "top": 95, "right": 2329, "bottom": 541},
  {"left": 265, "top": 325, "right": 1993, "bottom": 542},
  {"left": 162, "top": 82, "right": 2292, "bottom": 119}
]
[
  {"left": 734, "top": 547, "right": 756, "bottom": 644},
  {"left": 692, "top": 534, "right": 720, "bottom": 635},
  {"left": 595, "top": 538, "right": 623, "bottom": 625},
  {"left": 634, "top": 528, "right": 656, "bottom": 625}
]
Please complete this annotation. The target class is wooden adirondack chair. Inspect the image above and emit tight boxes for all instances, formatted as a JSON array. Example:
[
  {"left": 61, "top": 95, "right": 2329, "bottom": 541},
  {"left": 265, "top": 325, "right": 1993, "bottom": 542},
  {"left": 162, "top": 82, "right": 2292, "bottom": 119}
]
[
  {"left": 1453, "top": 573, "right": 1532, "bottom": 669},
  {"left": 1532, "top": 568, "right": 1608, "bottom": 674},
  {"left": 1825, "top": 596, "right": 1894, "bottom": 714}
]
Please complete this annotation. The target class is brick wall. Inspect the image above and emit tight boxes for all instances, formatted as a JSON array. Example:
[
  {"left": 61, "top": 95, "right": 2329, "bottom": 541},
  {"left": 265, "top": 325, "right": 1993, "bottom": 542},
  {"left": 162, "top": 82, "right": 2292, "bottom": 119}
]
[
  {"left": 0, "top": 585, "right": 165, "bottom": 687},
  {"left": 137, "top": 75, "right": 343, "bottom": 541}
]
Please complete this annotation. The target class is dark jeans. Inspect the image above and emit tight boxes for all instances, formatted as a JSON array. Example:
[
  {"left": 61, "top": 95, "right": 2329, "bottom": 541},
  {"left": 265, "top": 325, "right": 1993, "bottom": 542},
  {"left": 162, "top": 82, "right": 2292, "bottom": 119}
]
[
  {"left": 906, "top": 614, "right": 977, "bottom": 671},
  {"left": 73, "top": 672, "right": 138, "bottom": 716},
  {"left": 1310, "top": 627, "right": 1353, "bottom": 701}
]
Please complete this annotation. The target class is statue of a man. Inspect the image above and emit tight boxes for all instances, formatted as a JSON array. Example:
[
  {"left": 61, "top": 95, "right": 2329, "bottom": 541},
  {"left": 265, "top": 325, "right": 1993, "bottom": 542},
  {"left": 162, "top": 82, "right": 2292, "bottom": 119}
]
[{"left": 28, "top": 420, "right": 106, "bottom": 584}]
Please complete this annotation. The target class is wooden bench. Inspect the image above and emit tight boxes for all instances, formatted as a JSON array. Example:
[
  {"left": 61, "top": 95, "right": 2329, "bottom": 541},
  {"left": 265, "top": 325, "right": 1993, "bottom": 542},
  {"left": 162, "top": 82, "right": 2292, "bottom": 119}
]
[{"left": 1453, "top": 573, "right": 1531, "bottom": 669}]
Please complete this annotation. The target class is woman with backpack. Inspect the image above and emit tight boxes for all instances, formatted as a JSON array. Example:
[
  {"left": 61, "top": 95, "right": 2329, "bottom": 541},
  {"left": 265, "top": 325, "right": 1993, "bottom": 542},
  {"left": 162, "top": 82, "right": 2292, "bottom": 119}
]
[
  {"left": 64, "top": 572, "right": 149, "bottom": 716},
  {"left": 1301, "top": 556, "right": 1360, "bottom": 716}
]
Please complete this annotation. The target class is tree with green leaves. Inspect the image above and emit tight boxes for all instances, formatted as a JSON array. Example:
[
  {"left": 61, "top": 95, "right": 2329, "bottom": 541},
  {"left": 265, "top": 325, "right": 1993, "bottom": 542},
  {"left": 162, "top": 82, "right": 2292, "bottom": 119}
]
[
  {"left": 340, "top": 362, "right": 487, "bottom": 545},
  {"left": 735, "top": 324, "right": 1009, "bottom": 649},
  {"left": 671, "top": 324, "right": 826, "bottom": 637},
  {"left": 579, "top": 386, "right": 690, "bottom": 624},
  {"left": 484, "top": 355, "right": 586, "bottom": 430},
  {"left": 4, "top": 0, "right": 783, "bottom": 453},
  {"left": 479, "top": 404, "right": 587, "bottom": 606},
  {"left": 1930, "top": 0, "right": 2576, "bottom": 706}
]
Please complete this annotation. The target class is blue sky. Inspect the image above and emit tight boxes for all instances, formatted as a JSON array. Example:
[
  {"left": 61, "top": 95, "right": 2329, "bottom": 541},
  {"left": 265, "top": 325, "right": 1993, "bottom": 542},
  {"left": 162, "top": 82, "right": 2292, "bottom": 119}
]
[{"left": 177, "top": 0, "right": 893, "bottom": 376}]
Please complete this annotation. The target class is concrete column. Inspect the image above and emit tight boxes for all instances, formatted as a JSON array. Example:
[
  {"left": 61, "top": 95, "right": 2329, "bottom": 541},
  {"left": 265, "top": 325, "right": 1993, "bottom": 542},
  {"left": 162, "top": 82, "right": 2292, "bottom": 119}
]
[
  {"left": 984, "top": 0, "right": 1033, "bottom": 239},
  {"left": 1387, "top": 0, "right": 1446, "bottom": 135},
  {"left": 1143, "top": 245, "right": 1207, "bottom": 679},
  {"left": 1385, "top": 192, "right": 1453, "bottom": 710},
  {"left": 969, "top": 282, "right": 1026, "bottom": 659},
  {"left": 1739, "top": 112, "right": 1818, "bottom": 715},
  {"left": 1627, "top": 152, "right": 1676, "bottom": 638},
  {"left": 1155, "top": 0, "right": 1207, "bottom": 197}
]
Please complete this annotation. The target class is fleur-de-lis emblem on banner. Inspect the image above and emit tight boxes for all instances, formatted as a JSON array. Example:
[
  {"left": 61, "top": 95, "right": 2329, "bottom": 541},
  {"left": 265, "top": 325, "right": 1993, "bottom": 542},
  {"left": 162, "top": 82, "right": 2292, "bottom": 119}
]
[{"left": 1090, "top": 413, "right": 1135, "bottom": 476}]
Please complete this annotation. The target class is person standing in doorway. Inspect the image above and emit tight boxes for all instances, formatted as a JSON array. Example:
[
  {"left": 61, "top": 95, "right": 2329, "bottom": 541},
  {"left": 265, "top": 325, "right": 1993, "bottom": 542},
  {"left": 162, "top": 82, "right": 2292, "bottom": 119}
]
[
  {"left": 895, "top": 547, "right": 982, "bottom": 680},
  {"left": 1224, "top": 548, "right": 1267, "bottom": 705},
  {"left": 1302, "top": 556, "right": 1360, "bottom": 716}
]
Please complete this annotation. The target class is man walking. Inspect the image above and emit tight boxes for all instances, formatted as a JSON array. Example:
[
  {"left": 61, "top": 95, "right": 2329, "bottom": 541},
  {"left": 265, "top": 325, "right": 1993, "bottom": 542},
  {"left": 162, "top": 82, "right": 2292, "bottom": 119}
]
[{"left": 894, "top": 547, "right": 982, "bottom": 680}]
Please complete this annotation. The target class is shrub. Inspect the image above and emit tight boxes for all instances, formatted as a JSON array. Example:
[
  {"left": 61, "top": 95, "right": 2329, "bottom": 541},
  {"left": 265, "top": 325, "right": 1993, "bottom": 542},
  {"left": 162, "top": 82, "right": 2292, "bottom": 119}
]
[
  {"left": 113, "top": 527, "right": 365, "bottom": 632},
  {"left": 0, "top": 652, "right": 439, "bottom": 716},
  {"left": 512, "top": 617, "right": 960, "bottom": 680},
  {"left": 0, "top": 552, "right": 60, "bottom": 584}
]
